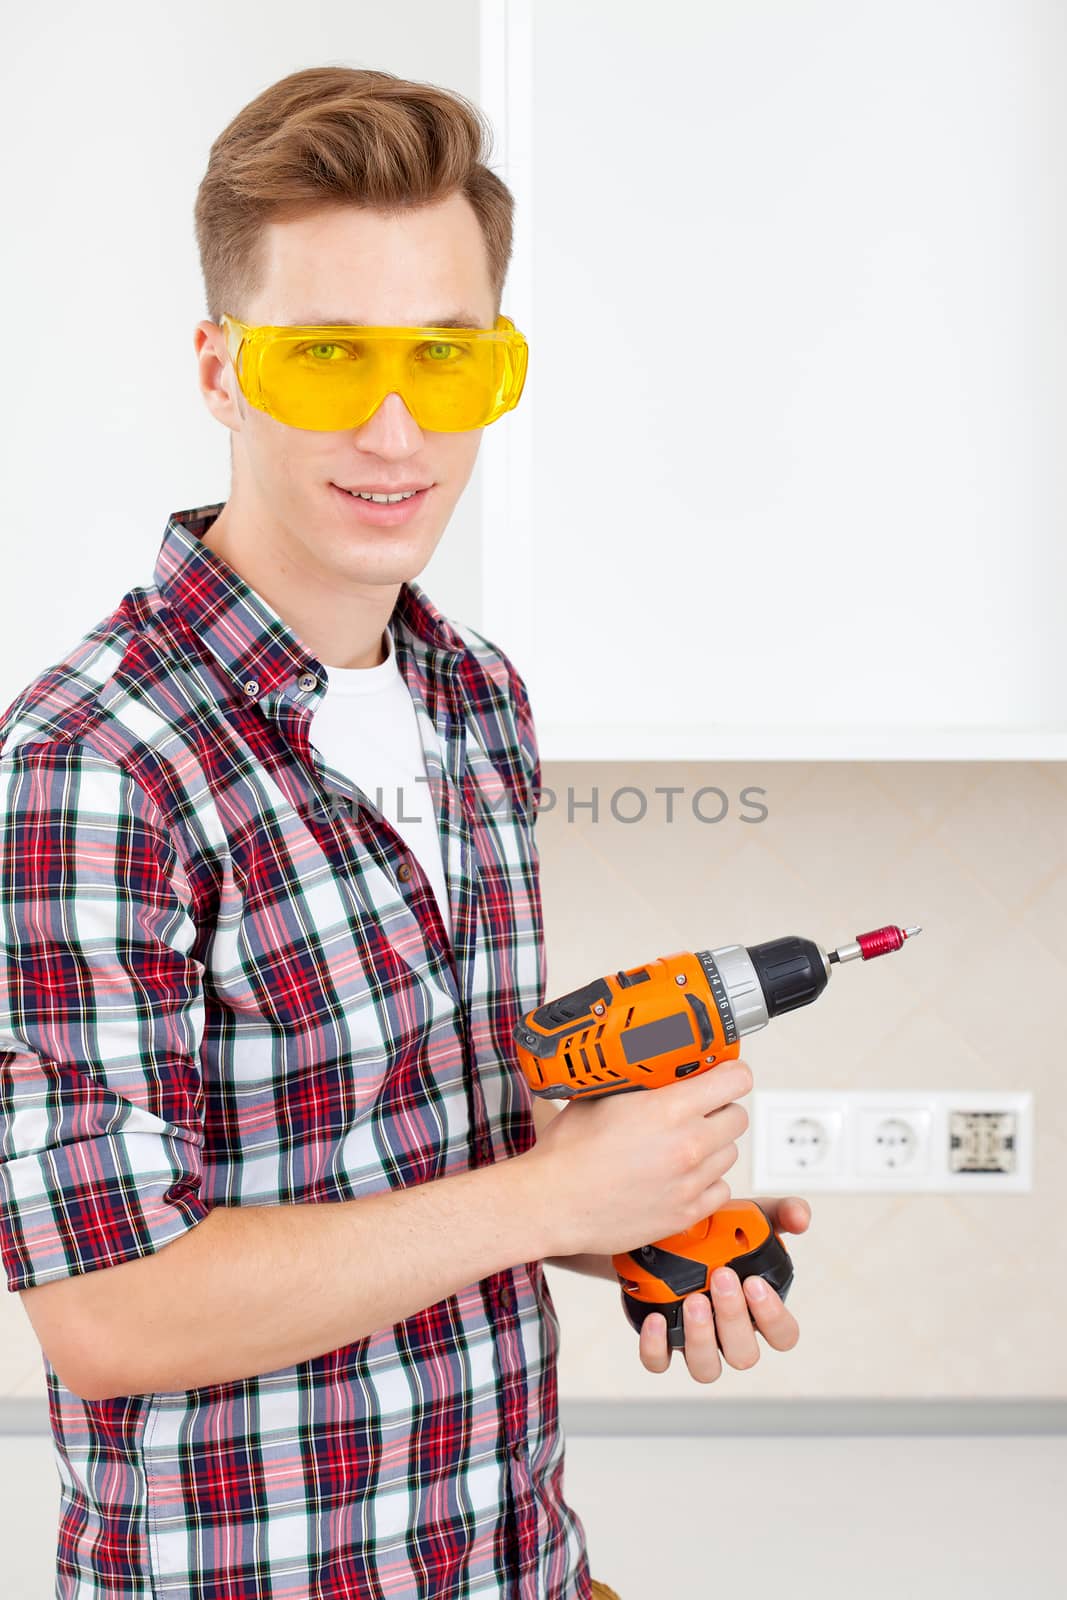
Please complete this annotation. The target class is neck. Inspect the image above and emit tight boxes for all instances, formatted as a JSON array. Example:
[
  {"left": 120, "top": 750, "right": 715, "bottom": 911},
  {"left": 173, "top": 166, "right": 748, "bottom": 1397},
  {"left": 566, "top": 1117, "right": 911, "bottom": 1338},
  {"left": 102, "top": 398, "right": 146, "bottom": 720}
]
[{"left": 201, "top": 494, "right": 399, "bottom": 669}]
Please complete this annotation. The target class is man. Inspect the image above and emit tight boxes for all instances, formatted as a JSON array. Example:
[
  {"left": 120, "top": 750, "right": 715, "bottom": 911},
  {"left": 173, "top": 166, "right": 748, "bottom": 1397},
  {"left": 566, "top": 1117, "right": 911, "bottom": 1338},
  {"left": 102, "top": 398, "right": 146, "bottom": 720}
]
[{"left": 0, "top": 66, "right": 808, "bottom": 1598}]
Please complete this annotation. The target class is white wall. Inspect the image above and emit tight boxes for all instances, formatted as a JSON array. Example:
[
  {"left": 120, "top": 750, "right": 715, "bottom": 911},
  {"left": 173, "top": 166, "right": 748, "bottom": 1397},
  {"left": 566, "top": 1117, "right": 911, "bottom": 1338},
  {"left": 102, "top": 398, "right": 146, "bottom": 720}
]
[{"left": 0, "top": 0, "right": 485, "bottom": 719}]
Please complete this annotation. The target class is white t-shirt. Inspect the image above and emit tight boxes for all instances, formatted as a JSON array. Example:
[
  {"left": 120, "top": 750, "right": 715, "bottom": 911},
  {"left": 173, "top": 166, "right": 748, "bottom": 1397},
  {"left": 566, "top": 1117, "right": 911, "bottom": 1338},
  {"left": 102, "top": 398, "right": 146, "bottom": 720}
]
[{"left": 308, "top": 623, "right": 452, "bottom": 936}]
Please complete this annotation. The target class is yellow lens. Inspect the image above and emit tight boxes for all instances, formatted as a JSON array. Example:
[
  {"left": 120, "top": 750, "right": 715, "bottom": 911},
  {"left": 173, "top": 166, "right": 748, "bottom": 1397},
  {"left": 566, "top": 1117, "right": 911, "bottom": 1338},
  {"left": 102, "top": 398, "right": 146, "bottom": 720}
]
[{"left": 256, "top": 332, "right": 504, "bottom": 432}]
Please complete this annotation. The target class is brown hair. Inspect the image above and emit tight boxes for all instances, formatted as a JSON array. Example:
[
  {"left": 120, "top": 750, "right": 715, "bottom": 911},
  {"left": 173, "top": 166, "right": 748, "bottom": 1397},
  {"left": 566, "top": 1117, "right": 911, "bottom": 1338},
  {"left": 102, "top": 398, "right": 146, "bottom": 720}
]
[{"left": 194, "top": 65, "right": 515, "bottom": 326}]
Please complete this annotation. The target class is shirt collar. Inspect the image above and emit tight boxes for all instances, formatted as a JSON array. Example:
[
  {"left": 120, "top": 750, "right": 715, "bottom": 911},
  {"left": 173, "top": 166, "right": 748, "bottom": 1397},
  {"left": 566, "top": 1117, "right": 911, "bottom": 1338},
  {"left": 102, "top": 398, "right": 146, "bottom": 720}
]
[{"left": 153, "top": 501, "right": 467, "bottom": 702}]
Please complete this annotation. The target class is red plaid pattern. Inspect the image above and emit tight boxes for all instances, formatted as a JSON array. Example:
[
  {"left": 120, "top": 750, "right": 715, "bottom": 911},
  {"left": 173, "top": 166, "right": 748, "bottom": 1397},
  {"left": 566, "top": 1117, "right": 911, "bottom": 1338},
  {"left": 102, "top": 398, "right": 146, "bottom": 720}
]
[{"left": 0, "top": 502, "right": 591, "bottom": 1598}]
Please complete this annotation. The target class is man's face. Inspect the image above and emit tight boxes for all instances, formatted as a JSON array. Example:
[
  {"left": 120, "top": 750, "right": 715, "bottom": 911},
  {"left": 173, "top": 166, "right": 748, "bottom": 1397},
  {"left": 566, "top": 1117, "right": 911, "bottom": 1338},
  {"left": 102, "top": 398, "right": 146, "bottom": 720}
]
[{"left": 195, "top": 191, "right": 497, "bottom": 589}]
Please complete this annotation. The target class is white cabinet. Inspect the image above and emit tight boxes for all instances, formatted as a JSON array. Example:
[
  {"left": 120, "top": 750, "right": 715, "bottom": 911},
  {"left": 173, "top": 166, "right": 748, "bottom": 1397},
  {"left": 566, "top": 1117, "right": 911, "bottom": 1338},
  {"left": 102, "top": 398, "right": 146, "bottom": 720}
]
[{"left": 479, "top": 0, "right": 1067, "bottom": 759}]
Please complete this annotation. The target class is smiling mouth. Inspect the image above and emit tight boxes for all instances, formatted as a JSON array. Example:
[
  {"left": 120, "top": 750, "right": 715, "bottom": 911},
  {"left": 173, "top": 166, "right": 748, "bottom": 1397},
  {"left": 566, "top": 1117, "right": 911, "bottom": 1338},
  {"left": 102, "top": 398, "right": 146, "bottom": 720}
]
[
  {"left": 335, "top": 484, "right": 432, "bottom": 500},
  {"left": 329, "top": 482, "right": 434, "bottom": 517}
]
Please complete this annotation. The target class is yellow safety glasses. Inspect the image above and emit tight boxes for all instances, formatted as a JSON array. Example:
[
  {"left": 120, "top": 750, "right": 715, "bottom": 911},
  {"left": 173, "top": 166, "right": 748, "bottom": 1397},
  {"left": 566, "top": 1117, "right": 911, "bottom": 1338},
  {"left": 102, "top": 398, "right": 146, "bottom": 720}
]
[{"left": 220, "top": 313, "right": 528, "bottom": 433}]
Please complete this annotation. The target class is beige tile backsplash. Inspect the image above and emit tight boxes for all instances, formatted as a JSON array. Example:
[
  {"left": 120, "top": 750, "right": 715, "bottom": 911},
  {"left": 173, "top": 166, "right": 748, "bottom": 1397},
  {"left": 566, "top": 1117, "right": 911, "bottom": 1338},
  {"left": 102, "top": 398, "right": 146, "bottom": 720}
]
[{"left": 1, "top": 762, "right": 1063, "bottom": 1401}]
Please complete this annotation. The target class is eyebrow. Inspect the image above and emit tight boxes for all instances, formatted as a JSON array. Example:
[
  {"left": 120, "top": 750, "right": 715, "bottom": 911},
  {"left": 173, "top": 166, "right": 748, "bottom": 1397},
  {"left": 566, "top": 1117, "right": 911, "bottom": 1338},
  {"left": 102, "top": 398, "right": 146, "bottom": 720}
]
[{"left": 286, "top": 312, "right": 486, "bottom": 329}]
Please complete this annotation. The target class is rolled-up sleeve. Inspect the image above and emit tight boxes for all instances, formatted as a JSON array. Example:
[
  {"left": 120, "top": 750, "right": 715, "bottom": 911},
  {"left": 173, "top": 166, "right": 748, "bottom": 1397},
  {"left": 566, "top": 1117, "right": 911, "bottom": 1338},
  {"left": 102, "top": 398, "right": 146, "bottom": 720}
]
[{"left": 0, "top": 743, "right": 208, "bottom": 1292}]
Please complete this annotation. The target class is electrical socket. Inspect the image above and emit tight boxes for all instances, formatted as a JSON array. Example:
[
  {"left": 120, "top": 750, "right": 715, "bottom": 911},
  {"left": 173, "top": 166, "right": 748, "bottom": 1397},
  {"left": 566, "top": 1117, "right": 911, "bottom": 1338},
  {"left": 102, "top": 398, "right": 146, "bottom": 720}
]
[
  {"left": 770, "top": 1111, "right": 843, "bottom": 1173},
  {"left": 752, "top": 1090, "right": 1032, "bottom": 1192},
  {"left": 853, "top": 1106, "right": 933, "bottom": 1180},
  {"left": 758, "top": 1099, "right": 846, "bottom": 1185}
]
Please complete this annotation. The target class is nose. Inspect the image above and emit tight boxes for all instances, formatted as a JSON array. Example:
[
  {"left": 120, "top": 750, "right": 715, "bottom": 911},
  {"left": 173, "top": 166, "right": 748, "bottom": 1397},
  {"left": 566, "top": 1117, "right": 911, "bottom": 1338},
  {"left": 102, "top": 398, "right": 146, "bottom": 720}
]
[{"left": 350, "top": 389, "right": 424, "bottom": 450}]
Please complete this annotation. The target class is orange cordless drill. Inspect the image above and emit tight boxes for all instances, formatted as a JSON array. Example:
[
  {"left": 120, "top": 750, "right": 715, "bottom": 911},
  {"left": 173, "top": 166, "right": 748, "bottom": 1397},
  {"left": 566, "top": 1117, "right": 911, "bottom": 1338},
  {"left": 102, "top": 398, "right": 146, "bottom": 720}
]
[{"left": 513, "top": 923, "right": 921, "bottom": 1349}]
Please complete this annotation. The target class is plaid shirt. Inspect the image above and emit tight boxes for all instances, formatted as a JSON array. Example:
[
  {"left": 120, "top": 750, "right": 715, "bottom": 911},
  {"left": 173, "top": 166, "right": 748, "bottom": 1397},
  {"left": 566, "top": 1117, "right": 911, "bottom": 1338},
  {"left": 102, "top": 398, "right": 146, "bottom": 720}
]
[{"left": 0, "top": 502, "right": 592, "bottom": 1600}]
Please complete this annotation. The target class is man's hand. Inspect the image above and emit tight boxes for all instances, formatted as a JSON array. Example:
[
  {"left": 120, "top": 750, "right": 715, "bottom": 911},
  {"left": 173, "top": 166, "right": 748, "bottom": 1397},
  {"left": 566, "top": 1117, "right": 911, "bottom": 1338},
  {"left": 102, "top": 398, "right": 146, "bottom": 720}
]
[{"left": 638, "top": 1196, "right": 811, "bottom": 1382}]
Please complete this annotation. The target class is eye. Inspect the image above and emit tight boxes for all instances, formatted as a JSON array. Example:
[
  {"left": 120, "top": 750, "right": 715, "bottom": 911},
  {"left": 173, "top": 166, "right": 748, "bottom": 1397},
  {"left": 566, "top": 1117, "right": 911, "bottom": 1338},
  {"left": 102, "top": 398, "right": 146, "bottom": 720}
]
[
  {"left": 418, "top": 341, "right": 468, "bottom": 362},
  {"left": 296, "top": 342, "right": 354, "bottom": 362}
]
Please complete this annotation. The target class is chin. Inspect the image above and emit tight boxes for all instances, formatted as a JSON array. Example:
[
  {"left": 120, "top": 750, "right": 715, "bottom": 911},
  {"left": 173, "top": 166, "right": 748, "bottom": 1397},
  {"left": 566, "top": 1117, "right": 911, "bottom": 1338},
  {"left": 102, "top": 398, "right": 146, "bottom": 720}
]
[{"left": 334, "top": 541, "right": 435, "bottom": 584}]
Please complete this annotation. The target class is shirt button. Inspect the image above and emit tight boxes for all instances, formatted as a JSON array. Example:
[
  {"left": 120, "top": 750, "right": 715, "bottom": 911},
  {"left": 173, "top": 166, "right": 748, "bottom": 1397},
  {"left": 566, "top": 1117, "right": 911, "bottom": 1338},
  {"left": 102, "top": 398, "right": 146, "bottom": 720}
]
[
  {"left": 498, "top": 1284, "right": 515, "bottom": 1313},
  {"left": 298, "top": 672, "right": 318, "bottom": 692},
  {"left": 397, "top": 862, "right": 412, "bottom": 881},
  {"left": 243, "top": 679, "right": 260, "bottom": 698},
  {"left": 510, "top": 1438, "right": 527, "bottom": 1460}
]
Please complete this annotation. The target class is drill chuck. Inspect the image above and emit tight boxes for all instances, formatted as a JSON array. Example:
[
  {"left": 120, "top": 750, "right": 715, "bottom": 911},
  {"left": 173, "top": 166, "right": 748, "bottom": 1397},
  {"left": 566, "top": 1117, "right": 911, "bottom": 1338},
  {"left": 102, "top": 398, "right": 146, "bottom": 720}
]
[{"left": 699, "top": 936, "right": 831, "bottom": 1037}]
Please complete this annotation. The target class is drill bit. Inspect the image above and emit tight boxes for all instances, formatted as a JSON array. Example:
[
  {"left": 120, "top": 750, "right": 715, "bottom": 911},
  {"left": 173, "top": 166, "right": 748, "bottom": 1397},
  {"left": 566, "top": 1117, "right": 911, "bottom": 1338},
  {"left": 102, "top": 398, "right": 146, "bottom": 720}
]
[{"left": 827, "top": 924, "right": 922, "bottom": 965}]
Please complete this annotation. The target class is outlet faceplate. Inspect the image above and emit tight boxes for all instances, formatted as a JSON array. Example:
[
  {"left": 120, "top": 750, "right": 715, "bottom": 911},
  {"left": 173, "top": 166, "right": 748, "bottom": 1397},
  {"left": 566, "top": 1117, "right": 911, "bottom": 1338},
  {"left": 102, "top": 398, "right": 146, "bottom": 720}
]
[
  {"left": 752, "top": 1090, "right": 1032, "bottom": 1192},
  {"left": 853, "top": 1106, "right": 933, "bottom": 1179},
  {"left": 768, "top": 1108, "right": 846, "bottom": 1176}
]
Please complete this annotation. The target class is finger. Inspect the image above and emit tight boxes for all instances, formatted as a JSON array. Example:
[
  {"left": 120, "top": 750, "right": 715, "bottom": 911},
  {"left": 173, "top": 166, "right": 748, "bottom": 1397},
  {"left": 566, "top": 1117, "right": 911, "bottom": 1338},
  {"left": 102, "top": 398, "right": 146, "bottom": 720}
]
[
  {"left": 780, "top": 1197, "right": 811, "bottom": 1231},
  {"left": 639, "top": 1312, "right": 672, "bottom": 1374},
  {"left": 691, "top": 1138, "right": 739, "bottom": 1191},
  {"left": 741, "top": 1275, "right": 801, "bottom": 1351},
  {"left": 709, "top": 1268, "right": 762, "bottom": 1370},
  {"left": 680, "top": 1292, "right": 724, "bottom": 1384},
  {"left": 702, "top": 1099, "right": 751, "bottom": 1142},
  {"left": 752, "top": 1195, "right": 811, "bottom": 1232},
  {"left": 684, "top": 1059, "right": 753, "bottom": 1114}
]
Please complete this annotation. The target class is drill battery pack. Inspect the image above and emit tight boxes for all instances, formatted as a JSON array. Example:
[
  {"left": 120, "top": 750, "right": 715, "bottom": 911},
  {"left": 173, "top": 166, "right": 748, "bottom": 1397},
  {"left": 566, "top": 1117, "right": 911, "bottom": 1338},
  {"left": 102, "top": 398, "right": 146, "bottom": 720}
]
[{"left": 612, "top": 1200, "right": 794, "bottom": 1350}]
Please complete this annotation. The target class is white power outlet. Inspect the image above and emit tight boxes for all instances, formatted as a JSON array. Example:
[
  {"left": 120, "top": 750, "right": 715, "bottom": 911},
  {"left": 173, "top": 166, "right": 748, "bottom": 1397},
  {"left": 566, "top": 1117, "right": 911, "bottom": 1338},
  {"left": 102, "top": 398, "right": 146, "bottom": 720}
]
[
  {"left": 758, "top": 1099, "right": 847, "bottom": 1185},
  {"left": 752, "top": 1090, "right": 1032, "bottom": 1192},
  {"left": 769, "top": 1110, "right": 844, "bottom": 1174},
  {"left": 853, "top": 1106, "right": 933, "bottom": 1179}
]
